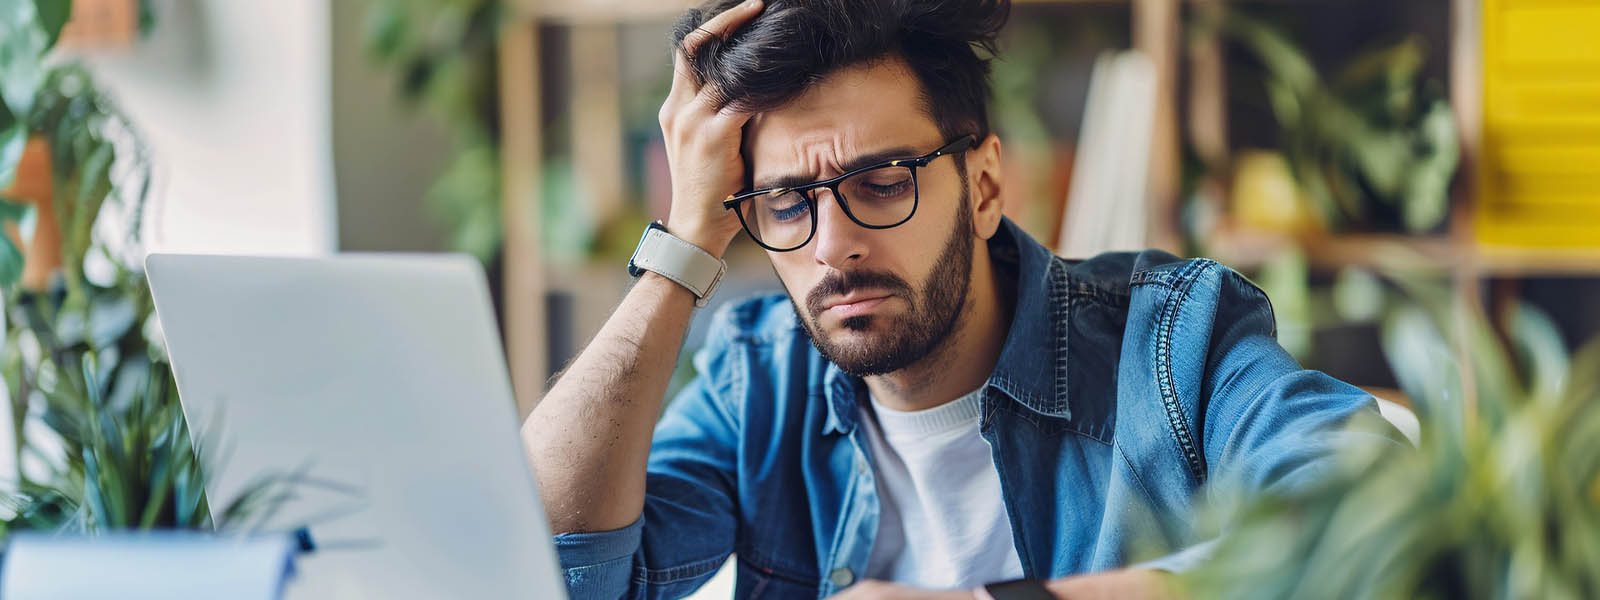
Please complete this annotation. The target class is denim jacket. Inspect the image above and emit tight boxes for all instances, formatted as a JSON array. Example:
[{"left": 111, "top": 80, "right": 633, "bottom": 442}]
[{"left": 553, "top": 217, "right": 1399, "bottom": 599}]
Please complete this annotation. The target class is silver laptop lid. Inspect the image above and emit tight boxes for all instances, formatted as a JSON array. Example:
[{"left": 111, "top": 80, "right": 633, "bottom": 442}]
[{"left": 146, "top": 253, "right": 564, "bottom": 600}]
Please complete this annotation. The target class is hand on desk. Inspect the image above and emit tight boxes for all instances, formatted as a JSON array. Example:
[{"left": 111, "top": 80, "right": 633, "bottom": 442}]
[
  {"left": 1041, "top": 569, "right": 1180, "bottom": 600},
  {"left": 824, "top": 568, "right": 1179, "bottom": 600},
  {"left": 824, "top": 580, "right": 974, "bottom": 600}
]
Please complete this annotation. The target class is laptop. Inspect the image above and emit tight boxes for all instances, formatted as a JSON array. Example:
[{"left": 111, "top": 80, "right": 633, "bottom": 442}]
[{"left": 146, "top": 253, "right": 567, "bottom": 600}]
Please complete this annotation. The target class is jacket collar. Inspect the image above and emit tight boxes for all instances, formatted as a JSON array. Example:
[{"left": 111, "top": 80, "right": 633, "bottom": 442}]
[{"left": 822, "top": 217, "right": 1069, "bottom": 436}]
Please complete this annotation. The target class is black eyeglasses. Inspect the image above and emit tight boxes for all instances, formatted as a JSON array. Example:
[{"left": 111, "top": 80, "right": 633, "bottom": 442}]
[{"left": 722, "top": 134, "right": 978, "bottom": 252}]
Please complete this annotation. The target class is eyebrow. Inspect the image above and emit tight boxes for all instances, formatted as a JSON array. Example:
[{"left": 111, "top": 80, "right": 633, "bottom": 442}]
[{"left": 752, "top": 145, "right": 920, "bottom": 191}]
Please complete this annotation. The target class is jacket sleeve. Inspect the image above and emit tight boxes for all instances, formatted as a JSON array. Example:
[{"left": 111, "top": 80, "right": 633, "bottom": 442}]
[
  {"left": 1196, "top": 267, "right": 1407, "bottom": 498},
  {"left": 554, "top": 312, "right": 745, "bottom": 599},
  {"left": 1132, "top": 264, "right": 1406, "bottom": 574}
]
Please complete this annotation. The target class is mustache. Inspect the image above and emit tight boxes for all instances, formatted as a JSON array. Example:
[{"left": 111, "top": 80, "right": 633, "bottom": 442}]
[{"left": 805, "top": 269, "right": 914, "bottom": 317}]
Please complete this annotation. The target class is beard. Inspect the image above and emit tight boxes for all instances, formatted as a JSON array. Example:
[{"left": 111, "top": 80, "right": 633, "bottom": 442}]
[{"left": 792, "top": 188, "right": 975, "bottom": 377}]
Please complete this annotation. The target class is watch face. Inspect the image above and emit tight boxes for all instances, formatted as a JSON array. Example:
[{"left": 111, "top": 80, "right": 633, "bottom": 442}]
[
  {"left": 985, "top": 579, "right": 1055, "bottom": 600},
  {"left": 628, "top": 222, "right": 668, "bottom": 277}
]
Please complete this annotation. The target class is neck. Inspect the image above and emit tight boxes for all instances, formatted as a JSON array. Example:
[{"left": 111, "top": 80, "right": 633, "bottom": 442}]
[{"left": 865, "top": 242, "right": 1014, "bottom": 412}]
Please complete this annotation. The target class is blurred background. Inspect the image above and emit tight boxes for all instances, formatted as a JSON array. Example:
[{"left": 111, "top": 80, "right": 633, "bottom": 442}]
[
  {"left": 3, "top": 0, "right": 1600, "bottom": 595},
  {"left": 5, "top": 0, "right": 1594, "bottom": 417},
  {"left": 365, "top": 0, "right": 1597, "bottom": 418}
]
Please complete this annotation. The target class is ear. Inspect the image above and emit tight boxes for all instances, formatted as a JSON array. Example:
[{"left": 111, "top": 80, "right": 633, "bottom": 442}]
[{"left": 966, "top": 133, "right": 1005, "bottom": 240}]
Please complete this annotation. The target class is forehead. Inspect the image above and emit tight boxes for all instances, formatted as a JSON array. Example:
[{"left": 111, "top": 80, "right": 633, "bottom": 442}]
[{"left": 743, "top": 58, "right": 942, "bottom": 184}]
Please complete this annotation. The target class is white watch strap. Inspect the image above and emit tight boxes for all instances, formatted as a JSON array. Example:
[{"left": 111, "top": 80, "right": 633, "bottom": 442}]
[{"left": 634, "top": 227, "right": 726, "bottom": 307}]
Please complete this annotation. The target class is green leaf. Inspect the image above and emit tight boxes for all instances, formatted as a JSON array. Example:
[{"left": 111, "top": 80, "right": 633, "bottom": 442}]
[
  {"left": 88, "top": 293, "right": 138, "bottom": 349},
  {"left": 33, "top": 0, "right": 71, "bottom": 49},
  {"left": 0, "top": 194, "right": 29, "bottom": 221},
  {"left": 138, "top": 0, "right": 156, "bottom": 37},
  {"left": 0, "top": 123, "right": 25, "bottom": 188},
  {"left": 1225, "top": 13, "right": 1320, "bottom": 97},
  {"left": 1401, "top": 101, "right": 1459, "bottom": 233},
  {"left": 80, "top": 444, "right": 108, "bottom": 531},
  {"left": 363, "top": 0, "right": 410, "bottom": 59},
  {"left": 1344, "top": 126, "right": 1411, "bottom": 200},
  {"left": 0, "top": 0, "right": 49, "bottom": 121},
  {"left": 1380, "top": 302, "right": 1458, "bottom": 427},
  {"left": 1505, "top": 301, "right": 1569, "bottom": 405},
  {"left": 1332, "top": 266, "right": 1384, "bottom": 324},
  {"left": 136, "top": 443, "right": 173, "bottom": 528},
  {"left": 62, "top": 141, "right": 113, "bottom": 288},
  {"left": 0, "top": 225, "right": 22, "bottom": 288}
]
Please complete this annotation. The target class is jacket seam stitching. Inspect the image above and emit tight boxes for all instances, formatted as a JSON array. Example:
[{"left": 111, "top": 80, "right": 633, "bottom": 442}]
[
  {"left": 633, "top": 553, "right": 729, "bottom": 585},
  {"left": 1155, "top": 259, "right": 1211, "bottom": 484},
  {"left": 1050, "top": 259, "right": 1071, "bottom": 417}
]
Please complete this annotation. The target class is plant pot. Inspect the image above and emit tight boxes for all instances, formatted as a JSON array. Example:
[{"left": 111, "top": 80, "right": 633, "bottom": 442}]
[{"left": 1, "top": 136, "right": 63, "bottom": 291}]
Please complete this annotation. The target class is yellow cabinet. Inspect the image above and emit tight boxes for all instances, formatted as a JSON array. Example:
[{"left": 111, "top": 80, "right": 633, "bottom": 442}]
[{"left": 1479, "top": 0, "right": 1600, "bottom": 247}]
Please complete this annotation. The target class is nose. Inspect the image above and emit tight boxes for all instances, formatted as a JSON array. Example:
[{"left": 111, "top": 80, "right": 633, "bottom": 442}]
[{"left": 809, "top": 188, "right": 869, "bottom": 269}]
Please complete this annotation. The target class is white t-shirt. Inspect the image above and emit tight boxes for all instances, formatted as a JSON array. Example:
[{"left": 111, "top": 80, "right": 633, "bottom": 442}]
[{"left": 860, "top": 386, "right": 1026, "bottom": 589}]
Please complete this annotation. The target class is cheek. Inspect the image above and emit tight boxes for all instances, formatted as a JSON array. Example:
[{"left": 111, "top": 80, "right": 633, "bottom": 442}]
[
  {"left": 893, "top": 218, "right": 961, "bottom": 288},
  {"left": 891, "top": 204, "right": 953, "bottom": 257},
  {"left": 768, "top": 252, "right": 816, "bottom": 298}
]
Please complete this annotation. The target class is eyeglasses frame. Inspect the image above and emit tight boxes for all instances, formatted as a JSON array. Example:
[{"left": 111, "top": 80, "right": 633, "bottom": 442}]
[{"left": 721, "top": 134, "right": 979, "bottom": 252}]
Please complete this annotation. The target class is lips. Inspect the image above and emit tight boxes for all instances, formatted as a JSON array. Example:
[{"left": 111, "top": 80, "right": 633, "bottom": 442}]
[{"left": 823, "top": 294, "right": 891, "bottom": 319}]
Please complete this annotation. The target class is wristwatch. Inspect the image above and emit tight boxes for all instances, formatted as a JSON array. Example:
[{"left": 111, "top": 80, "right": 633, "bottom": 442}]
[
  {"left": 627, "top": 221, "right": 727, "bottom": 307},
  {"left": 974, "top": 579, "right": 1055, "bottom": 600}
]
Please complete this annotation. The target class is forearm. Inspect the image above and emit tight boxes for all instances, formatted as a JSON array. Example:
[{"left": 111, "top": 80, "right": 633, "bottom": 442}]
[
  {"left": 523, "top": 272, "right": 699, "bottom": 534},
  {"left": 522, "top": 0, "right": 759, "bottom": 541}
]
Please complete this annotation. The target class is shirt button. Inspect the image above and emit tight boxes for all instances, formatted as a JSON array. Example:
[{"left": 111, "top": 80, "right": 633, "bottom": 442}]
[
  {"left": 855, "top": 457, "right": 867, "bottom": 474},
  {"left": 829, "top": 567, "right": 854, "bottom": 587}
]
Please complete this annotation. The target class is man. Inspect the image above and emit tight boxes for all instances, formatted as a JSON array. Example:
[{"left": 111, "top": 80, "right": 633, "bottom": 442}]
[{"left": 522, "top": 1, "right": 1399, "bottom": 598}]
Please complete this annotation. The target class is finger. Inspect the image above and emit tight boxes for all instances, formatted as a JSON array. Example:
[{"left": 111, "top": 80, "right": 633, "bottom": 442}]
[
  {"left": 681, "top": 0, "right": 764, "bottom": 58},
  {"left": 664, "top": 47, "right": 696, "bottom": 109},
  {"left": 668, "top": 1, "right": 764, "bottom": 108},
  {"left": 670, "top": 39, "right": 695, "bottom": 93},
  {"left": 702, "top": 104, "right": 756, "bottom": 138},
  {"left": 686, "top": 83, "right": 730, "bottom": 117},
  {"left": 672, "top": 66, "right": 746, "bottom": 121}
]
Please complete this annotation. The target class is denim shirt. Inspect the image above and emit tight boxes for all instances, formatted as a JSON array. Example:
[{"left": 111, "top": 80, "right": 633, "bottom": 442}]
[{"left": 553, "top": 218, "right": 1399, "bottom": 599}]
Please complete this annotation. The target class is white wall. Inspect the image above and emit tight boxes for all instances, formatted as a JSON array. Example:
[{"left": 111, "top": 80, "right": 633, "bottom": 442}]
[{"left": 78, "top": 0, "right": 336, "bottom": 255}]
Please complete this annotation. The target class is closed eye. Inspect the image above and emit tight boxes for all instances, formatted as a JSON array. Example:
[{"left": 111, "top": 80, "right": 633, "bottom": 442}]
[
  {"left": 769, "top": 201, "right": 811, "bottom": 223},
  {"left": 860, "top": 180, "right": 911, "bottom": 198}
]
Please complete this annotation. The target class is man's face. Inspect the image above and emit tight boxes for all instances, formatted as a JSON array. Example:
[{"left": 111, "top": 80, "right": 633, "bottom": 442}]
[{"left": 743, "top": 57, "right": 975, "bottom": 376}]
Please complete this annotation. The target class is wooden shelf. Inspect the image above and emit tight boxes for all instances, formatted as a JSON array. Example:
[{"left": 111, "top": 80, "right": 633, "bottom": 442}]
[
  {"left": 513, "top": 0, "right": 691, "bottom": 23},
  {"left": 1205, "top": 227, "right": 1460, "bottom": 273},
  {"left": 517, "top": 0, "right": 1191, "bottom": 24},
  {"left": 1477, "top": 246, "right": 1600, "bottom": 278},
  {"left": 1206, "top": 225, "right": 1600, "bottom": 278}
]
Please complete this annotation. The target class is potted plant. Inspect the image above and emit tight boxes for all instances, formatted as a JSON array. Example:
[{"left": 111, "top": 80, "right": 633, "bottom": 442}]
[
  {"left": 1, "top": 0, "right": 286, "bottom": 544},
  {"left": 1204, "top": 10, "right": 1460, "bottom": 236}
]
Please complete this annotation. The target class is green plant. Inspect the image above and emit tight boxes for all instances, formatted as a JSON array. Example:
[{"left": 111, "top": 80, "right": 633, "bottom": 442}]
[
  {"left": 1211, "top": 12, "right": 1459, "bottom": 234},
  {"left": 0, "top": 1, "right": 285, "bottom": 539},
  {"left": 1182, "top": 267, "right": 1600, "bottom": 598},
  {"left": 364, "top": 0, "right": 505, "bottom": 262},
  {"left": 1, "top": 0, "right": 66, "bottom": 279},
  {"left": 3, "top": 345, "right": 281, "bottom": 536}
]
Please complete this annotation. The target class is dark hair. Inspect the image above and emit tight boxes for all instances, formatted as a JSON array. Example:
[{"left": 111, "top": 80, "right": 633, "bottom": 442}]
[{"left": 671, "top": 0, "right": 1009, "bottom": 143}]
